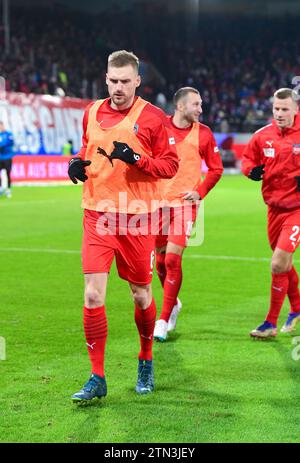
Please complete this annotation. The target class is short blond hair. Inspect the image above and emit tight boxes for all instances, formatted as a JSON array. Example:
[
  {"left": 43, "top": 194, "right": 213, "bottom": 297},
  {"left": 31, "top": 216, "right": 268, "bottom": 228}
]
[
  {"left": 107, "top": 50, "right": 139, "bottom": 72},
  {"left": 173, "top": 87, "right": 200, "bottom": 107},
  {"left": 274, "top": 88, "right": 299, "bottom": 102}
]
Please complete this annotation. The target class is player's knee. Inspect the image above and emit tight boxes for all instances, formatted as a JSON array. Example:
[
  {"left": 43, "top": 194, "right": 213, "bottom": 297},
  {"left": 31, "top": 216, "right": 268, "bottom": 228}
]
[
  {"left": 271, "top": 259, "right": 289, "bottom": 274},
  {"left": 132, "top": 289, "right": 151, "bottom": 310},
  {"left": 84, "top": 288, "right": 104, "bottom": 308}
]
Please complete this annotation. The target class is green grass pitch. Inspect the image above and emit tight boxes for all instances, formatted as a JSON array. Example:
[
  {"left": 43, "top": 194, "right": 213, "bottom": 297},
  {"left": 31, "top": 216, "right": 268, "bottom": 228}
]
[{"left": 0, "top": 175, "right": 300, "bottom": 443}]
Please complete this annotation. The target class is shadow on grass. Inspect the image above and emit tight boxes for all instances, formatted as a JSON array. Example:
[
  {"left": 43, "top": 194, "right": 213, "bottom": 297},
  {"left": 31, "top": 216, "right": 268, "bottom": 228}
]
[{"left": 68, "top": 336, "right": 241, "bottom": 443}]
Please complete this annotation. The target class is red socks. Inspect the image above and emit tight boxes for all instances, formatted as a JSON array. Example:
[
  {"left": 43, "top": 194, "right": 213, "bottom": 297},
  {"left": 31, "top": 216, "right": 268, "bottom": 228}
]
[
  {"left": 134, "top": 298, "right": 156, "bottom": 361},
  {"left": 266, "top": 273, "right": 289, "bottom": 325},
  {"left": 155, "top": 251, "right": 166, "bottom": 287},
  {"left": 287, "top": 267, "right": 300, "bottom": 313},
  {"left": 83, "top": 305, "right": 107, "bottom": 377},
  {"left": 160, "top": 253, "right": 182, "bottom": 322}
]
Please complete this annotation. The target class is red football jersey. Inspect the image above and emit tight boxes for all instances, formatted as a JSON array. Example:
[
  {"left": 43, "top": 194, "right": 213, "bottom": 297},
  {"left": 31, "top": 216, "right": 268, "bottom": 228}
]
[{"left": 242, "top": 114, "right": 300, "bottom": 209}]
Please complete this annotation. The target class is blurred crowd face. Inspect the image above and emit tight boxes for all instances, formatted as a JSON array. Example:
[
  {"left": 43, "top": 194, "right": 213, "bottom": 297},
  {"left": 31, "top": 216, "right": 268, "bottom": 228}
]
[
  {"left": 273, "top": 96, "right": 298, "bottom": 129},
  {"left": 106, "top": 64, "right": 141, "bottom": 110},
  {"left": 179, "top": 92, "right": 202, "bottom": 124}
]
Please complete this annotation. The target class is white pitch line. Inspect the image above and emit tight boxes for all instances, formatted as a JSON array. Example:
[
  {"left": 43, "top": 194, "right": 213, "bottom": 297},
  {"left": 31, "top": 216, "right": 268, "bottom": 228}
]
[
  {"left": 187, "top": 254, "right": 300, "bottom": 263},
  {"left": 0, "top": 247, "right": 298, "bottom": 263},
  {"left": 0, "top": 247, "right": 80, "bottom": 254},
  {"left": 187, "top": 254, "right": 270, "bottom": 262},
  {"left": 0, "top": 200, "right": 59, "bottom": 207}
]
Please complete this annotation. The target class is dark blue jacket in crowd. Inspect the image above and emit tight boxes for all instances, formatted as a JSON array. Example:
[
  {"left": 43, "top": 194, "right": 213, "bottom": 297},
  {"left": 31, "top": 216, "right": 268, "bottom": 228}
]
[{"left": 0, "top": 131, "right": 14, "bottom": 160}]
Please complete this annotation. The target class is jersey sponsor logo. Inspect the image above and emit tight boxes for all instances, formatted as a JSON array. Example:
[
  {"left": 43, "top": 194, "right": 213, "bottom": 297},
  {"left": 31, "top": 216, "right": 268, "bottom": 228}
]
[
  {"left": 214, "top": 146, "right": 219, "bottom": 153},
  {"left": 263, "top": 148, "right": 275, "bottom": 158},
  {"left": 293, "top": 144, "right": 300, "bottom": 155},
  {"left": 169, "top": 137, "right": 176, "bottom": 145}
]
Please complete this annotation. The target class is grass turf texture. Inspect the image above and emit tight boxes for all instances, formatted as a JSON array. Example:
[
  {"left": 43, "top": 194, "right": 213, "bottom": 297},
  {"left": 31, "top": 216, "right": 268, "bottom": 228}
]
[{"left": 0, "top": 176, "right": 300, "bottom": 443}]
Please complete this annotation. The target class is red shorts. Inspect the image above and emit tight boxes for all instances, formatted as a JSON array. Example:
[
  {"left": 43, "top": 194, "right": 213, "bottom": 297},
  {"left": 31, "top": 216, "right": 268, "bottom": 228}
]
[
  {"left": 268, "top": 206, "right": 300, "bottom": 253},
  {"left": 82, "top": 209, "right": 155, "bottom": 285},
  {"left": 155, "top": 205, "right": 198, "bottom": 248}
]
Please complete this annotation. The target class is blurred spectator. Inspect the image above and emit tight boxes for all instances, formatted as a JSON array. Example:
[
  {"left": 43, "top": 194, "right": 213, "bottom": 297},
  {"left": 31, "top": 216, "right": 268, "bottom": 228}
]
[
  {"left": 0, "top": 121, "right": 14, "bottom": 198},
  {"left": 62, "top": 139, "right": 74, "bottom": 156}
]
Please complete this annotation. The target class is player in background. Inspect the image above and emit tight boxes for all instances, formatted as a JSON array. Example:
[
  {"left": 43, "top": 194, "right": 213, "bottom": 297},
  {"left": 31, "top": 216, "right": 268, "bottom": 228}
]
[
  {"left": 153, "top": 87, "right": 223, "bottom": 342},
  {"left": 0, "top": 121, "right": 14, "bottom": 198},
  {"left": 67, "top": 50, "right": 178, "bottom": 402},
  {"left": 242, "top": 88, "right": 300, "bottom": 338}
]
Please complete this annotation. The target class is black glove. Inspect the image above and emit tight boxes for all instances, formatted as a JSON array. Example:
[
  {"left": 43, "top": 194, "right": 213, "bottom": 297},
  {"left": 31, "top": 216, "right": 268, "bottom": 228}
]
[
  {"left": 110, "top": 141, "right": 141, "bottom": 165},
  {"left": 68, "top": 157, "right": 91, "bottom": 184},
  {"left": 248, "top": 164, "right": 265, "bottom": 181},
  {"left": 295, "top": 176, "right": 300, "bottom": 192}
]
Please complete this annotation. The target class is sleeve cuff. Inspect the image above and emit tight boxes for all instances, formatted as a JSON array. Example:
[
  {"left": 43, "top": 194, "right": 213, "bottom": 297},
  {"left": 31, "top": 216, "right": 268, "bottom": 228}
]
[{"left": 196, "top": 185, "right": 205, "bottom": 200}]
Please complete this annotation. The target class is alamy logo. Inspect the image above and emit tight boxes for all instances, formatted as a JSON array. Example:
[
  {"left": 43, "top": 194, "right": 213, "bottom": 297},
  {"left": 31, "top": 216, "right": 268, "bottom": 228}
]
[
  {"left": 0, "top": 337, "right": 6, "bottom": 360},
  {"left": 291, "top": 336, "right": 300, "bottom": 361}
]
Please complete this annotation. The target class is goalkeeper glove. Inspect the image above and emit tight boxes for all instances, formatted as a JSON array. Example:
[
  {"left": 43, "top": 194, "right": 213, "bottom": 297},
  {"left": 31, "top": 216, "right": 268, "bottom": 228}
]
[
  {"left": 295, "top": 176, "right": 300, "bottom": 192},
  {"left": 68, "top": 157, "right": 91, "bottom": 184},
  {"left": 110, "top": 141, "right": 141, "bottom": 165},
  {"left": 248, "top": 164, "right": 265, "bottom": 181}
]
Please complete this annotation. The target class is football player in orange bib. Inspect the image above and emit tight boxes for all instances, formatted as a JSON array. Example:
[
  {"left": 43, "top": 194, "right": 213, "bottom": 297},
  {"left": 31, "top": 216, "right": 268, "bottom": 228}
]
[
  {"left": 153, "top": 87, "right": 223, "bottom": 342},
  {"left": 68, "top": 50, "right": 178, "bottom": 402}
]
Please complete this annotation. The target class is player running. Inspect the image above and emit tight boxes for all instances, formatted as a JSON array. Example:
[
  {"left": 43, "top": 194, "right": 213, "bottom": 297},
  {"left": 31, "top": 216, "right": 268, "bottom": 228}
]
[
  {"left": 242, "top": 88, "right": 300, "bottom": 338},
  {"left": 68, "top": 50, "right": 178, "bottom": 402},
  {"left": 153, "top": 87, "right": 223, "bottom": 342}
]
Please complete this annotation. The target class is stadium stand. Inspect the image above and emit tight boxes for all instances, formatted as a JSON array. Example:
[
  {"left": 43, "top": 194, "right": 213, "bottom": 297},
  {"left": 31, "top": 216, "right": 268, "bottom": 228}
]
[{"left": 1, "top": 4, "right": 300, "bottom": 133}]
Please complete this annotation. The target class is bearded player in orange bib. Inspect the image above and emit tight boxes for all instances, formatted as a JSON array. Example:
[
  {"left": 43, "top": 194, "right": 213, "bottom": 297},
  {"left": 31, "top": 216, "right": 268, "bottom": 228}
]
[
  {"left": 153, "top": 87, "right": 223, "bottom": 342},
  {"left": 68, "top": 50, "right": 178, "bottom": 402}
]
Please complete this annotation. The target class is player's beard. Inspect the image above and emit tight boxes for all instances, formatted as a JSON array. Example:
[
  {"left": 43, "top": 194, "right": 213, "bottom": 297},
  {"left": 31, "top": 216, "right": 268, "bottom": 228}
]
[
  {"left": 111, "top": 93, "right": 129, "bottom": 107},
  {"left": 185, "top": 112, "right": 200, "bottom": 124},
  {"left": 276, "top": 118, "right": 291, "bottom": 128}
]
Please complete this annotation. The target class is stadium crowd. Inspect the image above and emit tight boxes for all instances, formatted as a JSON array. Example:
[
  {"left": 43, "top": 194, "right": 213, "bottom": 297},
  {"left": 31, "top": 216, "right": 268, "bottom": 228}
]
[{"left": 1, "top": 4, "right": 300, "bottom": 131}]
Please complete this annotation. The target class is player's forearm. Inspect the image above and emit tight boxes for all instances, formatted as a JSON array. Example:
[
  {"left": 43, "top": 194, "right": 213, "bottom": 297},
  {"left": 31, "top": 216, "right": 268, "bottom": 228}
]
[
  {"left": 197, "top": 170, "right": 223, "bottom": 199},
  {"left": 135, "top": 154, "right": 179, "bottom": 179},
  {"left": 241, "top": 158, "right": 256, "bottom": 177}
]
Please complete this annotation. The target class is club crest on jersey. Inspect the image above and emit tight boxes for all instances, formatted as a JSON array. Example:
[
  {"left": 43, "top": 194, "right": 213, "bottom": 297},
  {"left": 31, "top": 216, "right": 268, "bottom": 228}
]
[
  {"left": 134, "top": 123, "right": 139, "bottom": 134},
  {"left": 293, "top": 144, "right": 300, "bottom": 155}
]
